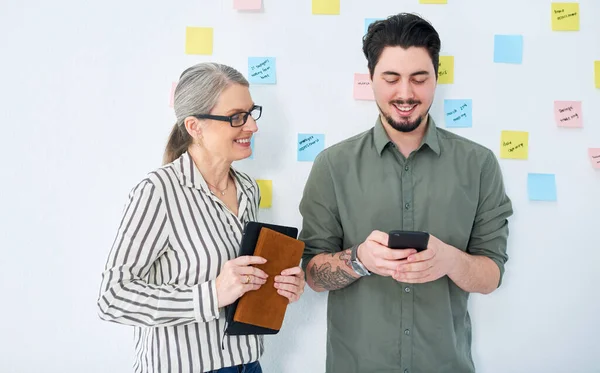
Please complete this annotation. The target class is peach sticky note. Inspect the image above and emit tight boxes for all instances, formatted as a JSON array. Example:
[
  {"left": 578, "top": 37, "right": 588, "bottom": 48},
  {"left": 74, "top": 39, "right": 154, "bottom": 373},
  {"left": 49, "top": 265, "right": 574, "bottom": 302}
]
[
  {"left": 420, "top": 0, "right": 447, "bottom": 3},
  {"left": 500, "top": 131, "right": 529, "bottom": 160},
  {"left": 554, "top": 101, "right": 582, "bottom": 128},
  {"left": 312, "top": 0, "right": 340, "bottom": 15},
  {"left": 185, "top": 27, "right": 213, "bottom": 55},
  {"left": 234, "top": 0, "right": 262, "bottom": 10},
  {"left": 169, "top": 82, "right": 177, "bottom": 108},
  {"left": 595, "top": 61, "right": 600, "bottom": 88},
  {"left": 589, "top": 149, "right": 600, "bottom": 169},
  {"left": 256, "top": 179, "right": 272, "bottom": 208},
  {"left": 353, "top": 73, "right": 374, "bottom": 100},
  {"left": 438, "top": 56, "right": 454, "bottom": 84},
  {"left": 551, "top": 3, "right": 579, "bottom": 31}
]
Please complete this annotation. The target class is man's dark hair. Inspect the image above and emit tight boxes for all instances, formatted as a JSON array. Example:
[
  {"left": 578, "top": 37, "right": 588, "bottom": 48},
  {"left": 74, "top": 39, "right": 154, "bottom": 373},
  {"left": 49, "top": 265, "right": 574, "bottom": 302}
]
[{"left": 362, "top": 13, "right": 441, "bottom": 78}]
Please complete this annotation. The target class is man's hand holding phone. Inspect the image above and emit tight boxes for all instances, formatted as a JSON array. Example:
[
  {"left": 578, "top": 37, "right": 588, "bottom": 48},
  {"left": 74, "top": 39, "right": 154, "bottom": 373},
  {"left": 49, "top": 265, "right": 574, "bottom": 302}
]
[
  {"left": 356, "top": 230, "right": 417, "bottom": 277},
  {"left": 392, "top": 233, "right": 459, "bottom": 284}
]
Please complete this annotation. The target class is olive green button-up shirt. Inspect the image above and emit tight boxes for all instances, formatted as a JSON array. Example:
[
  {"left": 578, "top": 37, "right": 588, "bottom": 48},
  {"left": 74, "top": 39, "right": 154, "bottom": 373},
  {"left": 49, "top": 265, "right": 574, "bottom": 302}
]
[{"left": 298, "top": 116, "right": 513, "bottom": 373}]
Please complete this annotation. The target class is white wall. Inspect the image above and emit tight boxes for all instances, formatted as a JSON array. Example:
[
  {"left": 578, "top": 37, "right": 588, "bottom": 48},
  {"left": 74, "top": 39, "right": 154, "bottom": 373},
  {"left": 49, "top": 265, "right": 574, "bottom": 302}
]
[{"left": 1, "top": 0, "right": 599, "bottom": 372}]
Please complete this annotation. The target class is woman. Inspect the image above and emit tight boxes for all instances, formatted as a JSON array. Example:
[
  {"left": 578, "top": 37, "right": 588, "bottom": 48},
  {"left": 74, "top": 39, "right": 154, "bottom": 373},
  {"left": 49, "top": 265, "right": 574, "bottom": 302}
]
[{"left": 97, "top": 62, "right": 305, "bottom": 373}]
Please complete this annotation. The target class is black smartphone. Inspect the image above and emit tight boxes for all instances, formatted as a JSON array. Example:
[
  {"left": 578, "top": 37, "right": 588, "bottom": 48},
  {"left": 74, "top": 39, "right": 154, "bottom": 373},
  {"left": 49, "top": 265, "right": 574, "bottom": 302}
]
[{"left": 388, "top": 230, "right": 430, "bottom": 252}]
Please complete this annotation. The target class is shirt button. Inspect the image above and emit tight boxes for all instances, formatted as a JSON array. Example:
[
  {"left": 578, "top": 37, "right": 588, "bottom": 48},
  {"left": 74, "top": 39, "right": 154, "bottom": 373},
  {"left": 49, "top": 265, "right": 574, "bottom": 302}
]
[
  {"left": 405, "top": 203, "right": 410, "bottom": 210},
  {"left": 404, "top": 165, "right": 409, "bottom": 171},
  {"left": 404, "top": 329, "right": 410, "bottom": 336},
  {"left": 404, "top": 287, "right": 411, "bottom": 293}
]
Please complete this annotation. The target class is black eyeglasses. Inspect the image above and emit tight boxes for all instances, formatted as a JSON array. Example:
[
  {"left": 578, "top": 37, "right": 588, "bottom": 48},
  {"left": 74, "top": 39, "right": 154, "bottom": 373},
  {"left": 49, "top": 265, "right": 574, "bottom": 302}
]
[{"left": 192, "top": 105, "right": 262, "bottom": 128}]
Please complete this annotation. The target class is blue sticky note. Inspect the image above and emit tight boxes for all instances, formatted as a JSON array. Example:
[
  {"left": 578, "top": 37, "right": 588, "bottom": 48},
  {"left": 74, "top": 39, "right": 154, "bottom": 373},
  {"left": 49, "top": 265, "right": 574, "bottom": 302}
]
[
  {"left": 444, "top": 99, "right": 472, "bottom": 128},
  {"left": 494, "top": 35, "right": 523, "bottom": 64},
  {"left": 248, "top": 57, "right": 276, "bottom": 84},
  {"left": 528, "top": 173, "right": 557, "bottom": 201},
  {"left": 298, "top": 134, "right": 325, "bottom": 162},
  {"left": 365, "top": 18, "right": 383, "bottom": 34}
]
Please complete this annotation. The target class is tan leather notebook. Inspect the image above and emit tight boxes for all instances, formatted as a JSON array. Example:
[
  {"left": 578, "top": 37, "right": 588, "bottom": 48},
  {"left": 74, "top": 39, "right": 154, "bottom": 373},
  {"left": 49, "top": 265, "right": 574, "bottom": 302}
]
[{"left": 233, "top": 227, "right": 305, "bottom": 331}]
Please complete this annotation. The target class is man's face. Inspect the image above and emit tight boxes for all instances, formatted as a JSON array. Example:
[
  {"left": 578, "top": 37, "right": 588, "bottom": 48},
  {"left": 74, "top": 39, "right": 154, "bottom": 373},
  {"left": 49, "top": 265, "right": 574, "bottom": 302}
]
[{"left": 371, "top": 46, "right": 437, "bottom": 133}]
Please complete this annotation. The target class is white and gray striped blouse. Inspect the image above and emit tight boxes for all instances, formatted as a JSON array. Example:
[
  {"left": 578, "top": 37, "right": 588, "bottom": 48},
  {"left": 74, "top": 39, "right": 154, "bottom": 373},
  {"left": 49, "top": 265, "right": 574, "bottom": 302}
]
[{"left": 97, "top": 151, "right": 263, "bottom": 373}]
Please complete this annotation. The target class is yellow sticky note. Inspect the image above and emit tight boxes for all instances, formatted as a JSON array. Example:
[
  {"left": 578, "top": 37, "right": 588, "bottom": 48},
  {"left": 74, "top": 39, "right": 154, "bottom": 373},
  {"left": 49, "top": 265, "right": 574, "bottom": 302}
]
[
  {"left": 551, "top": 3, "right": 579, "bottom": 31},
  {"left": 256, "top": 180, "right": 272, "bottom": 208},
  {"left": 595, "top": 61, "right": 600, "bottom": 88},
  {"left": 312, "top": 0, "right": 340, "bottom": 15},
  {"left": 437, "top": 56, "right": 454, "bottom": 84},
  {"left": 420, "top": 0, "right": 447, "bottom": 3},
  {"left": 500, "top": 131, "right": 529, "bottom": 160},
  {"left": 185, "top": 27, "right": 213, "bottom": 55}
]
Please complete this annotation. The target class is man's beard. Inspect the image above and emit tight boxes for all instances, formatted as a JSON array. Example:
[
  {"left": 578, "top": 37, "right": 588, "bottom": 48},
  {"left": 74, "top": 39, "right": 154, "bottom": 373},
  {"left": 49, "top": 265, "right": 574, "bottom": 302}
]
[{"left": 378, "top": 99, "right": 427, "bottom": 133}]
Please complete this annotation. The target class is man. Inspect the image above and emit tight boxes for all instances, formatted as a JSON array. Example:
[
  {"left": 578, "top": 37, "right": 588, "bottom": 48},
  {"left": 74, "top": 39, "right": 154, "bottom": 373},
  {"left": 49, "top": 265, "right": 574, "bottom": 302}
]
[{"left": 298, "top": 13, "right": 513, "bottom": 373}]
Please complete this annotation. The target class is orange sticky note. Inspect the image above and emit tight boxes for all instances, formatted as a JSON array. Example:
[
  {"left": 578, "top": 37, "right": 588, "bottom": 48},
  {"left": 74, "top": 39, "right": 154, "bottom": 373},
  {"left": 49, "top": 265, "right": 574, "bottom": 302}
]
[
  {"left": 185, "top": 27, "right": 213, "bottom": 55},
  {"left": 353, "top": 73, "right": 374, "bottom": 100},
  {"left": 438, "top": 56, "right": 454, "bottom": 84},
  {"left": 500, "top": 131, "right": 529, "bottom": 160},
  {"left": 554, "top": 101, "right": 582, "bottom": 128},
  {"left": 589, "top": 149, "right": 600, "bottom": 169},
  {"left": 551, "top": 3, "right": 579, "bottom": 31},
  {"left": 256, "top": 180, "right": 272, "bottom": 208},
  {"left": 312, "top": 0, "right": 340, "bottom": 15},
  {"left": 420, "top": 0, "right": 447, "bottom": 3}
]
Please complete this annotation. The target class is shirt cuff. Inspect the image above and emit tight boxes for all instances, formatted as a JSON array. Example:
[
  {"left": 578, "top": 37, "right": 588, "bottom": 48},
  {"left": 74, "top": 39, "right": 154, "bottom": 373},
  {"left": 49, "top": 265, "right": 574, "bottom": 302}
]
[{"left": 193, "top": 280, "right": 220, "bottom": 323}]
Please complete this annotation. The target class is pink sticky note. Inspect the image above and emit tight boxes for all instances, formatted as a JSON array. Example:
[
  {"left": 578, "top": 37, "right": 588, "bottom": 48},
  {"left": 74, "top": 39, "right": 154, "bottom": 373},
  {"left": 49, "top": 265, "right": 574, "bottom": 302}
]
[
  {"left": 169, "top": 82, "right": 177, "bottom": 108},
  {"left": 589, "top": 148, "right": 600, "bottom": 169},
  {"left": 554, "top": 101, "right": 582, "bottom": 128},
  {"left": 353, "top": 73, "right": 374, "bottom": 100},
  {"left": 234, "top": 0, "right": 262, "bottom": 10}
]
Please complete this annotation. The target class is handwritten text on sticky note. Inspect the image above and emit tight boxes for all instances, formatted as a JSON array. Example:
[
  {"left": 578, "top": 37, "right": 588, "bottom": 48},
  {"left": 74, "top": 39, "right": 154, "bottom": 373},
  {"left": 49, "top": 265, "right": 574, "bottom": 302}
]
[
  {"left": 312, "top": 0, "right": 340, "bottom": 15},
  {"left": 551, "top": 3, "right": 579, "bottom": 31},
  {"left": 438, "top": 56, "right": 454, "bottom": 84},
  {"left": 500, "top": 131, "right": 529, "bottom": 159},
  {"left": 589, "top": 149, "right": 600, "bottom": 169},
  {"left": 248, "top": 57, "right": 276, "bottom": 84},
  {"left": 444, "top": 99, "right": 472, "bottom": 128},
  {"left": 528, "top": 173, "right": 557, "bottom": 201},
  {"left": 234, "top": 0, "right": 262, "bottom": 10},
  {"left": 554, "top": 101, "right": 582, "bottom": 128},
  {"left": 298, "top": 134, "right": 325, "bottom": 162},
  {"left": 256, "top": 179, "right": 272, "bottom": 208},
  {"left": 494, "top": 35, "right": 523, "bottom": 64},
  {"left": 185, "top": 27, "right": 213, "bottom": 55},
  {"left": 353, "top": 73, "right": 374, "bottom": 100}
]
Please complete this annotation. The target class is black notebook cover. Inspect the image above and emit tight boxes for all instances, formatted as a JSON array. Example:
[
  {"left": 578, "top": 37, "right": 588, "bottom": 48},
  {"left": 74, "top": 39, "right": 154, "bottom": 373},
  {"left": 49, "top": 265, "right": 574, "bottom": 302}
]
[{"left": 224, "top": 221, "right": 299, "bottom": 336}]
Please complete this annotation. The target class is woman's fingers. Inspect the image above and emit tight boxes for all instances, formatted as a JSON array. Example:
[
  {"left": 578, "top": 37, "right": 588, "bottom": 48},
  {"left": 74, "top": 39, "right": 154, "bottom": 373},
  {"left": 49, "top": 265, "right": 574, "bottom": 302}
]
[
  {"left": 237, "top": 266, "right": 268, "bottom": 279},
  {"left": 281, "top": 266, "right": 302, "bottom": 276},
  {"left": 232, "top": 255, "right": 267, "bottom": 266}
]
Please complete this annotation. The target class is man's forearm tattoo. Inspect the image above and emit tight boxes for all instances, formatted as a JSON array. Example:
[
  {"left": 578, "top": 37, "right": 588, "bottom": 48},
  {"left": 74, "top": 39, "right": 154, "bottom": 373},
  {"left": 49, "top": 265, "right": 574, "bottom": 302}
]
[{"left": 310, "top": 250, "right": 357, "bottom": 290}]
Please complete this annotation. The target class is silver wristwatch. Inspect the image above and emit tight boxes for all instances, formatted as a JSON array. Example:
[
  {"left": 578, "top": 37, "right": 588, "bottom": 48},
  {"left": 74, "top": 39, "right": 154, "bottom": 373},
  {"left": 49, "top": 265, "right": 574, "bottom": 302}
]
[{"left": 350, "top": 244, "right": 371, "bottom": 277}]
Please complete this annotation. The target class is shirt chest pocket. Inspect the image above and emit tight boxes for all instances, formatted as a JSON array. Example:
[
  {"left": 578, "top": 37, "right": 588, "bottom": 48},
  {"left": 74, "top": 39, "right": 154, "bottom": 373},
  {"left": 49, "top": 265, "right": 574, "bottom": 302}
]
[{"left": 414, "top": 182, "right": 479, "bottom": 251}]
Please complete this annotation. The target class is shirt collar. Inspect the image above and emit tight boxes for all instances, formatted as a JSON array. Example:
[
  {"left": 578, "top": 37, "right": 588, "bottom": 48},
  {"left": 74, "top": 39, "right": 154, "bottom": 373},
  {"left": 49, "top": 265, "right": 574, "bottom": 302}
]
[
  {"left": 373, "top": 115, "right": 441, "bottom": 157},
  {"left": 173, "top": 151, "right": 254, "bottom": 193}
]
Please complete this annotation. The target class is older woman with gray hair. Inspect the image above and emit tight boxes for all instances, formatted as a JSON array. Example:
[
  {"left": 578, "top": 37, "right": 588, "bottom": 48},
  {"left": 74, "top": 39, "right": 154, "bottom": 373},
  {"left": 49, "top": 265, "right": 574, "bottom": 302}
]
[{"left": 97, "top": 62, "right": 305, "bottom": 373}]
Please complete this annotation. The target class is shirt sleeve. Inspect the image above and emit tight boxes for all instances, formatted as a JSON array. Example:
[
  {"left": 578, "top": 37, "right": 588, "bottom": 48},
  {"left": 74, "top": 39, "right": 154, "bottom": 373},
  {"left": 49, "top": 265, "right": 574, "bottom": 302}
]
[
  {"left": 97, "top": 179, "right": 219, "bottom": 328},
  {"left": 467, "top": 150, "right": 514, "bottom": 287},
  {"left": 298, "top": 152, "right": 344, "bottom": 272}
]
